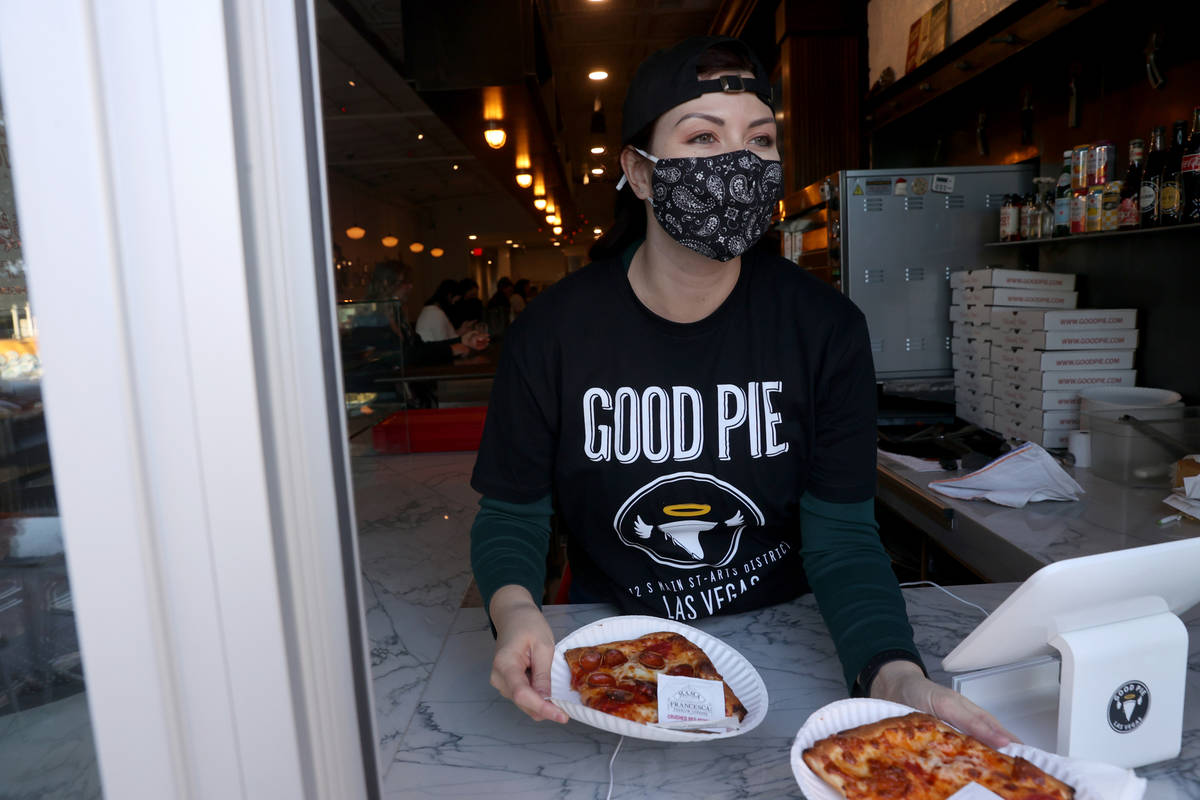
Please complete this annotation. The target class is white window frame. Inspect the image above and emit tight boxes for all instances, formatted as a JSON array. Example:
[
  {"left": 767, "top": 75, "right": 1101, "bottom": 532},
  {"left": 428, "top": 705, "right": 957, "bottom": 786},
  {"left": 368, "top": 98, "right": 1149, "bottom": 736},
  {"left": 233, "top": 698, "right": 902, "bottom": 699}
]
[{"left": 0, "top": 1, "right": 377, "bottom": 798}]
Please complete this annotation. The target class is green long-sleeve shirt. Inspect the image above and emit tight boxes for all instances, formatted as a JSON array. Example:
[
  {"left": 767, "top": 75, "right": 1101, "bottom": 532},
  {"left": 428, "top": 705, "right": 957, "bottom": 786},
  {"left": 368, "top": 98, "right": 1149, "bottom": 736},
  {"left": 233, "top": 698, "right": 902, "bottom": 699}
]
[{"left": 470, "top": 491, "right": 923, "bottom": 693}]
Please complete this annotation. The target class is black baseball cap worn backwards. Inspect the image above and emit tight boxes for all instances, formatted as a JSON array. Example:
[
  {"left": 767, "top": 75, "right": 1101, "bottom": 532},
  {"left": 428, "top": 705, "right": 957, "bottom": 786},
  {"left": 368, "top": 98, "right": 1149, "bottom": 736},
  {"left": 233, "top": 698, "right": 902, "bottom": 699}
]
[{"left": 620, "top": 35, "right": 773, "bottom": 146}]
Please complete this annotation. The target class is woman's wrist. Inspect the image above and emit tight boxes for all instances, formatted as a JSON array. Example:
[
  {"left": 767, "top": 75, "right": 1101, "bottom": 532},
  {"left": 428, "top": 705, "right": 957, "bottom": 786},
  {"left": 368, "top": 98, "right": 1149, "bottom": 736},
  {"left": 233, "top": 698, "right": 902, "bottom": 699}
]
[{"left": 488, "top": 584, "right": 538, "bottom": 626}]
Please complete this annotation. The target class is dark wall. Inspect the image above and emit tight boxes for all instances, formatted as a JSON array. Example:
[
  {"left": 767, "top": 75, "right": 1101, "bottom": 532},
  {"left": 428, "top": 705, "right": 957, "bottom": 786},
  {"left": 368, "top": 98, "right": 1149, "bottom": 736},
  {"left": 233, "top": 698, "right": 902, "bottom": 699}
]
[{"left": 871, "top": 0, "right": 1200, "bottom": 403}]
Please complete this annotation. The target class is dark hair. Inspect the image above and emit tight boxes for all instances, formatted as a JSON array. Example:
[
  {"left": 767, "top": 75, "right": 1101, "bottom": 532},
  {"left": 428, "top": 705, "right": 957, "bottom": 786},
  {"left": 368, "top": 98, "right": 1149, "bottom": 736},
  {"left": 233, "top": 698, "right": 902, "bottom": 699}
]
[
  {"left": 497, "top": 276, "right": 513, "bottom": 290},
  {"left": 424, "top": 278, "right": 460, "bottom": 309},
  {"left": 457, "top": 277, "right": 478, "bottom": 295},
  {"left": 589, "top": 41, "right": 758, "bottom": 262},
  {"left": 366, "top": 260, "right": 407, "bottom": 300},
  {"left": 513, "top": 278, "right": 530, "bottom": 298}
]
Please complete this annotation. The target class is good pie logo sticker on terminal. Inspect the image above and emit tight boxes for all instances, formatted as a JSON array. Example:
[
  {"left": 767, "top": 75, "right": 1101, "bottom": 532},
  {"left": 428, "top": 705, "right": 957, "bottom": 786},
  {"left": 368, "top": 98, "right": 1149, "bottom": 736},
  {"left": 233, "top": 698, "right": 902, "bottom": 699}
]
[{"left": 655, "top": 673, "right": 733, "bottom": 730}]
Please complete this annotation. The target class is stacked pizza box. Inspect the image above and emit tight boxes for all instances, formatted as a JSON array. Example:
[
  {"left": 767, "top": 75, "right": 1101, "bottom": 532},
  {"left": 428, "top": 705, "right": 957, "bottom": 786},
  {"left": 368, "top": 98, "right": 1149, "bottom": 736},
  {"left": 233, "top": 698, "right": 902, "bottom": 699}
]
[{"left": 950, "top": 267, "right": 1138, "bottom": 448}]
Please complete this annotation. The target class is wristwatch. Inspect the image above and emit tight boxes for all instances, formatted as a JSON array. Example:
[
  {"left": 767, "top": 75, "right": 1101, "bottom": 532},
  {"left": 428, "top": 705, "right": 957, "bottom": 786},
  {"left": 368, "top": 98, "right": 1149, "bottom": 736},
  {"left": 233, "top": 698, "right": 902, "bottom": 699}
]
[{"left": 851, "top": 649, "right": 928, "bottom": 698}]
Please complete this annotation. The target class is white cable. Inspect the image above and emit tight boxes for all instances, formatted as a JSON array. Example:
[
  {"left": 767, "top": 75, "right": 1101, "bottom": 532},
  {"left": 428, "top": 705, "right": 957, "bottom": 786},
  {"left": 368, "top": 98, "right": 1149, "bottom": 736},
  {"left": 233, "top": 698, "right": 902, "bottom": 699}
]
[
  {"left": 899, "top": 581, "right": 990, "bottom": 617},
  {"left": 605, "top": 735, "right": 625, "bottom": 800}
]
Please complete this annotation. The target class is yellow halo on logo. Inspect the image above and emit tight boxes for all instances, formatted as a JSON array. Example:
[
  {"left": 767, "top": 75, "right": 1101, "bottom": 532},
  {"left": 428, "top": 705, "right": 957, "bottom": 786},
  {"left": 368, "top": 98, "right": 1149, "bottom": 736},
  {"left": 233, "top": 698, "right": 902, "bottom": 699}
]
[{"left": 662, "top": 503, "right": 711, "bottom": 517}]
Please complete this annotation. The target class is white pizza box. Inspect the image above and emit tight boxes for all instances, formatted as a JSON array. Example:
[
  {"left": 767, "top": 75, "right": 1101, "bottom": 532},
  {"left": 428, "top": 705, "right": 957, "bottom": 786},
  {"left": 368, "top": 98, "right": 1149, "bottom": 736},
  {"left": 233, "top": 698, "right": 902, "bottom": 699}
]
[
  {"left": 990, "top": 307, "right": 1138, "bottom": 332},
  {"left": 994, "top": 383, "right": 1082, "bottom": 411},
  {"left": 993, "top": 348, "right": 1135, "bottom": 372},
  {"left": 953, "top": 322, "right": 993, "bottom": 342},
  {"left": 1031, "top": 368, "right": 1137, "bottom": 391},
  {"left": 951, "top": 288, "right": 966, "bottom": 307},
  {"left": 949, "top": 304, "right": 967, "bottom": 323},
  {"left": 952, "top": 352, "right": 992, "bottom": 376},
  {"left": 963, "top": 267, "right": 1076, "bottom": 292},
  {"left": 1012, "top": 406, "right": 1081, "bottom": 431},
  {"left": 953, "top": 370, "right": 993, "bottom": 397},
  {"left": 949, "top": 269, "right": 968, "bottom": 290},
  {"left": 963, "top": 303, "right": 992, "bottom": 323},
  {"left": 996, "top": 415, "right": 1072, "bottom": 449},
  {"left": 966, "top": 286, "right": 1078, "bottom": 309},
  {"left": 996, "top": 328, "right": 1140, "bottom": 351},
  {"left": 958, "top": 405, "right": 996, "bottom": 430},
  {"left": 955, "top": 391, "right": 994, "bottom": 415},
  {"left": 966, "top": 339, "right": 992, "bottom": 360}
]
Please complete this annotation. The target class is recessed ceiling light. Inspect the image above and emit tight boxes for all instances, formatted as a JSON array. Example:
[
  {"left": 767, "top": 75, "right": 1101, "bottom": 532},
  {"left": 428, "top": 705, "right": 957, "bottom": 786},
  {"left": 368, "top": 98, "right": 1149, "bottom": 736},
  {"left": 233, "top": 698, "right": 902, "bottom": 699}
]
[
  {"left": 347, "top": 80, "right": 356, "bottom": 87},
  {"left": 534, "top": 198, "right": 547, "bottom": 210},
  {"left": 417, "top": 133, "right": 424, "bottom": 140},
  {"left": 515, "top": 172, "right": 533, "bottom": 188},
  {"left": 588, "top": 70, "right": 609, "bottom": 81},
  {"left": 553, "top": 241, "right": 561, "bottom": 246},
  {"left": 590, "top": 166, "right": 605, "bottom": 175},
  {"left": 589, "top": 145, "right": 606, "bottom": 155},
  {"left": 505, "top": 239, "right": 513, "bottom": 244},
  {"left": 468, "top": 234, "right": 477, "bottom": 240},
  {"left": 553, "top": 226, "right": 563, "bottom": 235},
  {"left": 593, "top": 227, "right": 602, "bottom": 235},
  {"left": 452, "top": 163, "right": 460, "bottom": 170}
]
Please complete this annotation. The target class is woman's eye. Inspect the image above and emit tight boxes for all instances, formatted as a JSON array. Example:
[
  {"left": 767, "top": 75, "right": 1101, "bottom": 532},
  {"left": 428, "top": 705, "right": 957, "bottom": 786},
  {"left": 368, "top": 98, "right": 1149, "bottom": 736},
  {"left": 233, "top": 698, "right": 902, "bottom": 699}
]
[
  {"left": 750, "top": 134, "right": 774, "bottom": 148},
  {"left": 688, "top": 132, "right": 716, "bottom": 144}
]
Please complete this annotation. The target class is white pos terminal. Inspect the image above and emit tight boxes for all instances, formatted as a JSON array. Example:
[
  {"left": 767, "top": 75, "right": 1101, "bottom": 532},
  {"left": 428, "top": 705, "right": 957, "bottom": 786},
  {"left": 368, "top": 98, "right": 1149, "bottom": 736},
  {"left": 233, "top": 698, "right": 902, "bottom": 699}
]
[{"left": 943, "top": 537, "right": 1200, "bottom": 768}]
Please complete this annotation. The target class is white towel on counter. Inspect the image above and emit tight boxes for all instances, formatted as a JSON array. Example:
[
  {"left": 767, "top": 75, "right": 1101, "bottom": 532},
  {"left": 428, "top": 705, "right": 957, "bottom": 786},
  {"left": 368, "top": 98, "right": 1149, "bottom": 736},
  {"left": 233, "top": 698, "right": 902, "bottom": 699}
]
[{"left": 928, "top": 442, "right": 1084, "bottom": 508}]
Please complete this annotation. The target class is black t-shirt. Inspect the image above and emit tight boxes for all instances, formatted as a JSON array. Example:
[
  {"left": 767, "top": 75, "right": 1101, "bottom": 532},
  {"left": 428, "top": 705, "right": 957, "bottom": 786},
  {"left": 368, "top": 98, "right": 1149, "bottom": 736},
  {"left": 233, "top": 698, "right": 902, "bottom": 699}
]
[{"left": 471, "top": 248, "right": 878, "bottom": 621}]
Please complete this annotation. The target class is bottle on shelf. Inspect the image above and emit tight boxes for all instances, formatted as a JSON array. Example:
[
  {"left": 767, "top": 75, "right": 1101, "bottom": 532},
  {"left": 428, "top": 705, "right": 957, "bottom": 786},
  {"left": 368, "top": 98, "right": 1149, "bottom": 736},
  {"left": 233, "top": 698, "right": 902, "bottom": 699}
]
[
  {"left": 999, "top": 194, "right": 1020, "bottom": 242},
  {"left": 1019, "top": 191, "right": 1038, "bottom": 239},
  {"left": 1159, "top": 120, "right": 1187, "bottom": 226},
  {"left": 1053, "top": 150, "right": 1073, "bottom": 237},
  {"left": 1184, "top": 106, "right": 1200, "bottom": 224},
  {"left": 1139, "top": 125, "right": 1167, "bottom": 228},
  {"left": 1118, "top": 138, "right": 1145, "bottom": 229}
]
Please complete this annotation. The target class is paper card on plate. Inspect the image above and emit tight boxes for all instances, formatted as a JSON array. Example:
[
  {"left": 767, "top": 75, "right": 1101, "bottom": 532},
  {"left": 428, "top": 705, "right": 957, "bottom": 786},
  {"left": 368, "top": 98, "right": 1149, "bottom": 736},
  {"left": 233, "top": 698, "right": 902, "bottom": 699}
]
[
  {"left": 948, "top": 783, "right": 1005, "bottom": 800},
  {"left": 655, "top": 673, "right": 731, "bottom": 730}
]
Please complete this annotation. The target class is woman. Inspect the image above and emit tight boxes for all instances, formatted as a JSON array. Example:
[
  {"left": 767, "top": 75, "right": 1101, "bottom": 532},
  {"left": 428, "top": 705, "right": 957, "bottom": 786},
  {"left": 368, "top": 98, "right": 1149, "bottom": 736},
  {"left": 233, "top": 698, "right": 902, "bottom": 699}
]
[
  {"left": 449, "top": 277, "right": 483, "bottom": 329},
  {"left": 468, "top": 36, "right": 1013, "bottom": 747},
  {"left": 416, "top": 278, "right": 463, "bottom": 343}
]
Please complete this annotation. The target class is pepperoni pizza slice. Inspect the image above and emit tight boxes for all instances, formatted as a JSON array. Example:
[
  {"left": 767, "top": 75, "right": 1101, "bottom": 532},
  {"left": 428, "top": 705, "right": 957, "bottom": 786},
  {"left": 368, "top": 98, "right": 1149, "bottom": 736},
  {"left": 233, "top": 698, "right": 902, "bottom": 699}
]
[
  {"left": 563, "top": 631, "right": 747, "bottom": 726},
  {"left": 803, "top": 712, "right": 1075, "bottom": 800}
]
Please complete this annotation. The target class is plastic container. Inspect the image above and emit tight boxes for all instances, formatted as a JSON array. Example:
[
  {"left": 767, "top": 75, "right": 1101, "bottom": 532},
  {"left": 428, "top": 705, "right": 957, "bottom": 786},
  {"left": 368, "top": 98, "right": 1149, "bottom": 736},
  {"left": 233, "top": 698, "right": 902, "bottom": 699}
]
[
  {"left": 1086, "top": 406, "right": 1200, "bottom": 487},
  {"left": 1078, "top": 386, "right": 1183, "bottom": 431}
]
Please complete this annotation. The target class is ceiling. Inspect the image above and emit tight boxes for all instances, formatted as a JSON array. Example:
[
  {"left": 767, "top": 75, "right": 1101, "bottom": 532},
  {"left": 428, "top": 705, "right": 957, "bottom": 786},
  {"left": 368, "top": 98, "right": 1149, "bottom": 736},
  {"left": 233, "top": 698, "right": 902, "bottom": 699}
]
[{"left": 315, "top": 0, "right": 754, "bottom": 250}]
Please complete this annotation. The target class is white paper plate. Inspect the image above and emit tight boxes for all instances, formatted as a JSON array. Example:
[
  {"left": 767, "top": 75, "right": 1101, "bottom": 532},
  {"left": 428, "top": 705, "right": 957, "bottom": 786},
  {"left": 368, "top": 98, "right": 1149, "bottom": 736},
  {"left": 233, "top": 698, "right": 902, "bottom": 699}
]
[
  {"left": 551, "top": 615, "right": 767, "bottom": 742},
  {"left": 790, "top": 698, "right": 1108, "bottom": 800}
]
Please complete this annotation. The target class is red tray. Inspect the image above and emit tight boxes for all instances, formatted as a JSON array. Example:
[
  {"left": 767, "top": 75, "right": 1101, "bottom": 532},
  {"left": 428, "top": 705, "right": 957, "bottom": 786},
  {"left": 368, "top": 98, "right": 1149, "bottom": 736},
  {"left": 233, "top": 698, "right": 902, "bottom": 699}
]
[{"left": 371, "top": 406, "right": 488, "bottom": 454}]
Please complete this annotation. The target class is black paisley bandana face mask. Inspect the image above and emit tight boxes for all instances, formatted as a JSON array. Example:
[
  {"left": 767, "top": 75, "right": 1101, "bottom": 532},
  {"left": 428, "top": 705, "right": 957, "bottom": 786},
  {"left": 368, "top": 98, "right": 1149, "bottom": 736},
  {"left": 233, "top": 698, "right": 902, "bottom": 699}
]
[{"left": 634, "top": 147, "right": 783, "bottom": 262}]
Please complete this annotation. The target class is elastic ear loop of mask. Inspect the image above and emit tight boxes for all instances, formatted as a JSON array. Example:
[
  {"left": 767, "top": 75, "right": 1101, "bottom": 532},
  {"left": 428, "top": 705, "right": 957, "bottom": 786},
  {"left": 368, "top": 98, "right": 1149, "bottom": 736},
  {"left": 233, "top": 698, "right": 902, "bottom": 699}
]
[{"left": 614, "top": 147, "right": 657, "bottom": 192}]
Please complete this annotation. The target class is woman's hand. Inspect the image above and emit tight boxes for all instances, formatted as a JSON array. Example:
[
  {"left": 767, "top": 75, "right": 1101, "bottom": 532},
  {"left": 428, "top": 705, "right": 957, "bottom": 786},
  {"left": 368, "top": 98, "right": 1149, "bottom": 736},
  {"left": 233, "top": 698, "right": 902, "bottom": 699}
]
[
  {"left": 488, "top": 585, "right": 568, "bottom": 724},
  {"left": 462, "top": 328, "right": 490, "bottom": 351},
  {"left": 870, "top": 660, "right": 1017, "bottom": 749}
]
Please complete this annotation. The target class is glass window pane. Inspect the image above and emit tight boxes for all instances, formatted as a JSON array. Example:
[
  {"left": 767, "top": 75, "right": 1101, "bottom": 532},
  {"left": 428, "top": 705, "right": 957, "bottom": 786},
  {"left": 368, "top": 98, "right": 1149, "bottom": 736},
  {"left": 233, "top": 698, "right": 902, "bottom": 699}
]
[{"left": 0, "top": 86, "right": 101, "bottom": 799}]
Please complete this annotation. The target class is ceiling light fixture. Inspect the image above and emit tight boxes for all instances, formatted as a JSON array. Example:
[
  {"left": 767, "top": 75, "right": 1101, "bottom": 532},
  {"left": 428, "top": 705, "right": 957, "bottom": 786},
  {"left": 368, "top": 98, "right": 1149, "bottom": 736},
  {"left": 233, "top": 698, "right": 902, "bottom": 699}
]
[
  {"left": 593, "top": 227, "right": 602, "bottom": 235},
  {"left": 505, "top": 239, "right": 513, "bottom": 244},
  {"left": 590, "top": 145, "right": 606, "bottom": 155},
  {"left": 590, "top": 166, "right": 605, "bottom": 175},
  {"left": 381, "top": 235, "right": 399, "bottom": 248},
  {"left": 345, "top": 226, "right": 366, "bottom": 240},
  {"left": 553, "top": 226, "right": 563, "bottom": 235},
  {"left": 483, "top": 120, "right": 507, "bottom": 149},
  {"left": 534, "top": 198, "right": 547, "bottom": 210},
  {"left": 347, "top": 80, "right": 356, "bottom": 87},
  {"left": 553, "top": 241, "right": 561, "bottom": 247},
  {"left": 417, "top": 133, "right": 424, "bottom": 140},
  {"left": 588, "top": 70, "right": 608, "bottom": 81},
  {"left": 430, "top": 247, "right": 444, "bottom": 258},
  {"left": 409, "top": 242, "right": 424, "bottom": 253},
  {"left": 515, "top": 172, "right": 533, "bottom": 188},
  {"left": 468, "top": 234, "right": 478, "bottom": 240}
]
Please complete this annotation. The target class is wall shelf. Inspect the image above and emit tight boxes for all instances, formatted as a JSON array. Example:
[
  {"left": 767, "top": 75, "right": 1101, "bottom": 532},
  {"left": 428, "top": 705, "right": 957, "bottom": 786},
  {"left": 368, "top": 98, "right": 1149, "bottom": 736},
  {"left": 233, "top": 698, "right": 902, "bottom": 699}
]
[{"left": 984, "top": 222, "right": 1200, "bottom": 247}]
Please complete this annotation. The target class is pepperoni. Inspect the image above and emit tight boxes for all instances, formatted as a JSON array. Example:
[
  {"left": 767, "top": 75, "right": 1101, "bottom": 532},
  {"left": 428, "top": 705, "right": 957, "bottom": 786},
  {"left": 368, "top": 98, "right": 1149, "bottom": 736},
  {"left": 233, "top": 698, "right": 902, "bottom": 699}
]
[
  {"left": 587, "top": 672, "right": 615, "bottom": 687},
  {"left": 602, "top": 649, "right": 627, "bottom": 667},
  {"left": 666, "top": 664, "right": 694, "bottom": 677},
  {"left": 638, "top": 650, "right": 665, "bottom": 669},
  {"left": 579, "top": 650, "right": 602, "bottom": 671},
  {"left": 605, "top": 689, "right": 633, "bottom": 703}
]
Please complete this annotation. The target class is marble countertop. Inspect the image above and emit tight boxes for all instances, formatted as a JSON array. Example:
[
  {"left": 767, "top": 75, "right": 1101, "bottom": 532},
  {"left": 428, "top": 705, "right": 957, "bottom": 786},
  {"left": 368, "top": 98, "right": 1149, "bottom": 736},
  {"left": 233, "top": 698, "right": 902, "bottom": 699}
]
[
  {"left": 879, "top": 457, "right": 1200, "bottom": 582},
  {"left": 384, "top": 584, "right": 1200, "bottom": 799}
]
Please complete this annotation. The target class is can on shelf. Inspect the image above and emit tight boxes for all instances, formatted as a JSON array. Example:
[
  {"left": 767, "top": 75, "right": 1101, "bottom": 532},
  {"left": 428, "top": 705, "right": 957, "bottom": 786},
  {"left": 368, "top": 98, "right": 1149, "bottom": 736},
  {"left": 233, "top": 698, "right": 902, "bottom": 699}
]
[
  {"left": 1101, "top": 181, "right": 1122, "bottom": 231},
  {"left": 1089, "top": 141, "right": 1117, "bottom": 187},
  {"left": 1069, "top": 188, "right": 1088, "bottom": 234},
  {"left": 1071, "top": 144, "right": 1091, "bottom": 190},
  {"left": 1085, "top": 186, "right": 1104, "bottom": 232}
]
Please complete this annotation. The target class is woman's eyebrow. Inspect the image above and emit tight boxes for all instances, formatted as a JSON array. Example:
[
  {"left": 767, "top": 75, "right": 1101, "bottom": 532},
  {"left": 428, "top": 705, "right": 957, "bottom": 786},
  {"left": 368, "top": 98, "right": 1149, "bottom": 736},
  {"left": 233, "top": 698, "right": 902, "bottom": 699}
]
[
  {"left": 674, "top": 112, "right": 724, "bottom": 127},
  {"left": 747, "top": 116, "right": 775, "bottom": 128}
]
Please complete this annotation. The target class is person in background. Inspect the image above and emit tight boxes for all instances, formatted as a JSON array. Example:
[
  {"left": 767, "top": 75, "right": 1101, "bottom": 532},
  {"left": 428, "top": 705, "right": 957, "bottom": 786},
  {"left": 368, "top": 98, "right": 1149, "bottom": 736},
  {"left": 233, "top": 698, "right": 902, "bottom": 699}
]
[
  {"left": 485, "top": 276, "right": 514, "bottom": 338},
  {"left": 509, "top": 278, "right": 530, "bottom": 320},
  {"left": 450, "top": 277, "right": 483, "bottom": 329},
  {"left": 416, "top": 278, "right": 464, "bottom": 342},
  {"left": 468, "top": 36, "right": 1015, "bottom": 749}
]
